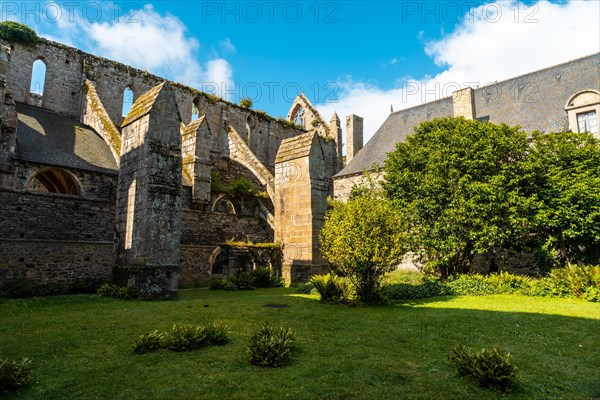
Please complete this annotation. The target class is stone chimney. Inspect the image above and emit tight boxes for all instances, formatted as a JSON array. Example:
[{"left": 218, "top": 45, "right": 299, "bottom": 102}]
[
  {"left": 452, "top": 87, "right": 476, "bottom": 120},
  {"left": 345, "top": 114, "right": 363, "bottom": 164}
]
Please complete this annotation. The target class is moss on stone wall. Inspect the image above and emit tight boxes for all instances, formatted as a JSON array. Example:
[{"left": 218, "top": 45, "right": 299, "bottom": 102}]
[{"left": 0, "top": 22, "right": 39, "bottom": 46}]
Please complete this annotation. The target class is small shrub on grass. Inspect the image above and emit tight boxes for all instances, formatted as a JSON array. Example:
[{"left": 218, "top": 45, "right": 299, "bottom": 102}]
[
  {"left": 384, "top": 270, "right": 431, "bottom": 285},
  {"left": 0, "top": 357, "right": 33, "bottom": 394},
  {"left": 228, "top": 271, "right": 257, "bottom": 290},
  {"left": 543, "top": 264, "right": 600, "bottom": 300},
  {"left": 248, "top": 323, "right": 296, "bottom": 367},
  {"left": 208, "top": 279, "right": 237, "bottom": 291},
  {"left": 165, "top": 324, "right": 208, "bottom": 352},
  {"left": 445, "top": 272, "right": 532, "bottom": 296},
  {"left": 310, "top": 272, "right": 354, "bottom": 303},
  {"left": 252, "top": 266, "right": 285, "bottom": 288},
  {"left": 133, "top": 330, "right": 166, "bottom": 354},
  {"left": 445, "top": 275, "right": 497, "bottom": 296},
  {"left": 209, "top": 268, "right": 284, "bottom": 291},
  {"left": 381, "top": 280, "right": 448, "bottom": 300},
  {"left": 133, "top": 323, "right": 229, "bottom": 354},
  {"left": 295, "top": 282, "right": 315, "bottom": 294},
  {"left": 97, "top": 283, "right": 141, "bottom": 300},
  {"left": 450, "top": 345, "right": 519, "bottom": 391},
  {"left": 164, "top": 323, "right": 230, "bottom": 352},
  {"left": 202, "top": 322, "right": 230, "bottom": 345}
]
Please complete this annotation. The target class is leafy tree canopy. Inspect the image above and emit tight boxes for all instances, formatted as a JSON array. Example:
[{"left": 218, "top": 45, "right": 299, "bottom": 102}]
[{"left": 383, "top": 117, "right": 600, "bottom": 275}]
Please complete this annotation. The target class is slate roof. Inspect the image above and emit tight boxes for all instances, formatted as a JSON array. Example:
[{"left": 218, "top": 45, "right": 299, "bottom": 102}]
[
  {"left": 14, "top": 103, "right": 118, "bottom": 173},
  {"left": 335, "top": 52, "right": 600, "bottom": 178}
]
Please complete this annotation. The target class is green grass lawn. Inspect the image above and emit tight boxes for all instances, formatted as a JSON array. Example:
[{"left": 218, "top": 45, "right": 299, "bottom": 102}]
[{"left": 1, "top": 289, "right": 599, "bottom": 399}]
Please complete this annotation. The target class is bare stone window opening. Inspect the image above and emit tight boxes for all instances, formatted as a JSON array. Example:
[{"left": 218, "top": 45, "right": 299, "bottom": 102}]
[
  {"left": 246, "top": 116, "right": 252, "bottom": 144},
  {"left": 28, "top": 168, "right": 80, "bottom": 195},
  {"left": 212, "top": 194, "right": 236, "bottom": 214},
  {"left": 577, "top": 111, "right": 598, "bottom": 135},
  {"left": 191, "top": 103, "right": 200, "bottom": 121},
  {"left": 294, "top": 107, "right": 305, "bottom": 128},
  {"left": 29, "top": 59, "right": 46, "bottom": 106},
  {"left": 122, "top": 87, "right": 134, "bottom": 117}
]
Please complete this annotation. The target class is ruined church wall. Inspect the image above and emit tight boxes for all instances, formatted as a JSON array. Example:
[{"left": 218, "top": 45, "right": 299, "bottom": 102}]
[
  {"left": 181, "top": 209, "right": 273, "bottom": 246},
  {"left": 0, "top": 189, "right": 115, "bottom": 286},
  {"left": 0, "top": 189, "right": 114, "bottom": 241},
  {"left": 3, "top": 39, "right": 304, "bottom": 172},
  {"left": 0, "top": 240, "right": 113, "bottom": 286},
  {"left": 10, "top": 160, "right": 117, "bottom": 201}
]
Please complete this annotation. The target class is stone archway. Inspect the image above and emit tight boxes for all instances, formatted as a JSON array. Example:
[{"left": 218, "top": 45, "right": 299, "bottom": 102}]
[{"left": 27, "top": 167, "right": 81, "bottom": 195}]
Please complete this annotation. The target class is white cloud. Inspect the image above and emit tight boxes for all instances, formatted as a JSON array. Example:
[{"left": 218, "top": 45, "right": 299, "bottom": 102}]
[
  {"left": 34, "top": 3, "right": 233, "bottom": 97},
  {"left": 204, "top": 58, "right": 234, "bottom": 99},
  {"left": 316, "top": 0, "right": 600, "bottom": 145},
  {"left": 220, "top": 38, "right": 237, "bottom": 54}
]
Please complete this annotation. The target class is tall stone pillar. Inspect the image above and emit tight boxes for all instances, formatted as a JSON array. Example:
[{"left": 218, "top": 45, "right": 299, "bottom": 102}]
[
  {"left": 114, "top": 82, "right": 183, "bottom": 299},
  {"left": 330, "top": 112, "right": 343, "bottom": 171},
  {"left": 275, "top": 132, "right": 330, "bottom": 283},
  {"left": 181, "top": 116, "right": 212, "bottom": 204},
  {"left": 345, "top": 114, "right": 363, "bottom": 164},
  {"left": 0, "top": 43, "right": 16, "bottom": 184}
]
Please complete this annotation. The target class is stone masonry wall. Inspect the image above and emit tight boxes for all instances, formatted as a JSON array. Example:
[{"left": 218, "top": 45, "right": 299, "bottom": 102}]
[
  {"left": 0, "top": 189, "right": 114, "bottom": 241},
  {"left": 0, "top": 240, "right": 113, "bottom": 286},
  {"left": 333, "top": 171, "right": 383, "bottom": 202},
  {"left": 181, "top": 210, "right": 273, "bottom": 245},
  {"left": 179, "top": 245, "right": 218, "bottom": 288},
  {"left": 0, "top": 189, "right": 115, "bottom": 286},
  {"left": 10, "top": 160, "right": 117, "bottom": 200},
  {"left": 2, "top": 39, "right": 304, "bottom": 172}
]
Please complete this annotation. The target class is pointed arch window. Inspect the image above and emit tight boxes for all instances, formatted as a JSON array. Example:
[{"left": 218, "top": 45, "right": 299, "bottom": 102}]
[
  {"left": 29, "top": 59, "right": 46, "bottom": 107},
  {"left": 122, "top": 87, "right": 134, "bottom": 117},
  {"left": 294, "top": 107, "right": 305, "bottom": 128},
  {"left": 246, "top": 116, "right": 252, "bottom": 143},
  {"left": 191, "top": 103, "right": 200, "bottom": 121}
]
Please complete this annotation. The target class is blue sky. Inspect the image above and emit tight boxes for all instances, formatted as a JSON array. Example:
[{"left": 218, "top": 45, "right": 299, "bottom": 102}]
[{"left": 4, "top": 0, "right": 600, "bottom": 141}]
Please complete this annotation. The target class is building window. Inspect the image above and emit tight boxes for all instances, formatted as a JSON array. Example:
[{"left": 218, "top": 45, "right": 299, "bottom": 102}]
[
  {"left": 565, "top": 90, "right": 600, "bottom": 138},
  {"left": 577, "top": 111, "right": 598, "bottom": 134}
]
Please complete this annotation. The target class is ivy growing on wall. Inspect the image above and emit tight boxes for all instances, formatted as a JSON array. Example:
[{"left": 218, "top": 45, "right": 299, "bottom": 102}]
[{"left": 211, "top": 172, "right": 268, "bottom": 199}]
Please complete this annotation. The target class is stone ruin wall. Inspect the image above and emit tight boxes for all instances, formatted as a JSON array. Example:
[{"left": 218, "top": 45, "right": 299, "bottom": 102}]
[
  {"left": 0, "top": 38, "right": 314, "bottom": 289},
  {"left": 3, "top": 39, "right": 304, "bottom": 173}
]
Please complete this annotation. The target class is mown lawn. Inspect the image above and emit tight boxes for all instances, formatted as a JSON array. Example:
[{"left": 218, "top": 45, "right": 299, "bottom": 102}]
[{"left": 1, "top": 288, "right": 598, "bottom": 399}]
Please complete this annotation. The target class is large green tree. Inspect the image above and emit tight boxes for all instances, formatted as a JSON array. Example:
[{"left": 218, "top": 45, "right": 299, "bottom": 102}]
[
  {"left": 528, "top": 131, "right": 600, "bottom": 264},
  {"left": 319, "top": 197, "right": 406, "bottom": 302},
  {"left": 383, "top": 117, "right": 600, "bottom": 275}
]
